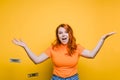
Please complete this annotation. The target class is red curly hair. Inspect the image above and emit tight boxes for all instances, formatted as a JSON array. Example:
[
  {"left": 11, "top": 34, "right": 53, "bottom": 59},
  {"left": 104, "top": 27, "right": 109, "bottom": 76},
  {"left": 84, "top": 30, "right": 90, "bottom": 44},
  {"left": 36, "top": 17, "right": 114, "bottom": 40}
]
[{"left": 52, "top": 24, "right": 77, "bottom": 56}]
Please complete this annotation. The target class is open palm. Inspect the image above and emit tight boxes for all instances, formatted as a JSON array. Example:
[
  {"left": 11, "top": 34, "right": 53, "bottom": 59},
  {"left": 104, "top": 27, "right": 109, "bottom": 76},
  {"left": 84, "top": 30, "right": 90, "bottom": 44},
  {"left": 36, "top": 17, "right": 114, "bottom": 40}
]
[
  {"left": 12, "top": 39, "right": 26, "bottom": 47},
  {"left": 102, "top": 32, "right": 116, "bottom": 40}
]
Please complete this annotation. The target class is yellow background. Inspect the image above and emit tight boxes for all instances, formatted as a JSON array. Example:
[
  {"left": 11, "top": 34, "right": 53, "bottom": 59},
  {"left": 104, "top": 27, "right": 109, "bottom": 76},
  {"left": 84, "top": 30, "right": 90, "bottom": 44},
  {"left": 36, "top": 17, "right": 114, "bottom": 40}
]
[{"left": 0, "top": 0, "right": 120, "bottom": 80}]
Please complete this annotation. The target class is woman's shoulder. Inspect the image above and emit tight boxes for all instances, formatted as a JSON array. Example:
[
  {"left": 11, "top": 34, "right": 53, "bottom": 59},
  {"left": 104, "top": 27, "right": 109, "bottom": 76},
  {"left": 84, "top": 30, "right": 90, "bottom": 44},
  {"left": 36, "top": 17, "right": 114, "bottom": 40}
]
[
  {"left": 76, "top": 44, "right": 85, "bottom": 50},
  {"left": 76, "top": 44, "right": 83, "bottom": 47}
]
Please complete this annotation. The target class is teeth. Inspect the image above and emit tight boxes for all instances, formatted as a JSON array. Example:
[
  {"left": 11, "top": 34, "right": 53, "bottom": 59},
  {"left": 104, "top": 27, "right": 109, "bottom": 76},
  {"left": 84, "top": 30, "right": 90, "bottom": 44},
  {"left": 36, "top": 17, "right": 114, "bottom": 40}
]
[{"left": 62, "top": 38, "right": 67, "bottom": 40}]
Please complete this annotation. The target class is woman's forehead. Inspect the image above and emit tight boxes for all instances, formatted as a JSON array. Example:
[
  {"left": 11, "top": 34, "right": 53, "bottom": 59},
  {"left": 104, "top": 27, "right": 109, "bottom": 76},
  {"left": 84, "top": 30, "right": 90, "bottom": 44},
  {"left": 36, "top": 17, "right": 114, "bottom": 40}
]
[{"left": 58, "top": 27, "right": 66, "bottom": 31}]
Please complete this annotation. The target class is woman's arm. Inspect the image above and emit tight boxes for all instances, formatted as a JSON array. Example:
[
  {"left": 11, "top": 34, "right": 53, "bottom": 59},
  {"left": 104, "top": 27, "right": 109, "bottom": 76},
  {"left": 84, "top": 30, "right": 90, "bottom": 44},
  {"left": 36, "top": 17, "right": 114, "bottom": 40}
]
[
  {"left": 12, "top": 39, "right": 49, "bottom": 64},
  {"left": 81, "top": 32, "right": 116, "bottom": 58}
]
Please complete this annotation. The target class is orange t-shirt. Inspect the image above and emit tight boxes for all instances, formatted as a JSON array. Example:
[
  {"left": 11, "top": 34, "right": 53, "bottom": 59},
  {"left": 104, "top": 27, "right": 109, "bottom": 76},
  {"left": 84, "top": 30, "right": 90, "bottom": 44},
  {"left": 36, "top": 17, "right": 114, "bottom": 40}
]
[{"left": 44, "top": 44, "right": 84, "bottom": 78}]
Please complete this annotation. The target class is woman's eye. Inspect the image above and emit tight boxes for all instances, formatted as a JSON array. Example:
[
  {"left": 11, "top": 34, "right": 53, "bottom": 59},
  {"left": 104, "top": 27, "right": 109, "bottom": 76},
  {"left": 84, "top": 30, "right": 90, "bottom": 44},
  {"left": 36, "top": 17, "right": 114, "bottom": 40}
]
[{"left": 58, "top": 32, "right": 62, "bottom": 34}]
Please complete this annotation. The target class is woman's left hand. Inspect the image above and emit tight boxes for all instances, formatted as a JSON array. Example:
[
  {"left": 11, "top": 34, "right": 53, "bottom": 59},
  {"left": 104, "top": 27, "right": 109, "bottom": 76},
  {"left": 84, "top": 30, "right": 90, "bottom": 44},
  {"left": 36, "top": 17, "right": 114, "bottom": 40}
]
[{"left": 101, "top": 32, "right": 116, "bottom": 40}]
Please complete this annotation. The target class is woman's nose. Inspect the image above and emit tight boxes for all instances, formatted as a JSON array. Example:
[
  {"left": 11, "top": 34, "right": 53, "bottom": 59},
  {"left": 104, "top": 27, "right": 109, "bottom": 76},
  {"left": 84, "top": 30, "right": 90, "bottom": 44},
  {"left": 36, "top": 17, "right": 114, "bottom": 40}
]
[
  {"left": 63, "top": 34, "right": 67, "bottom": 37},
  {"left": 62, "top": 35, "right": 65, "bottom": 37}
]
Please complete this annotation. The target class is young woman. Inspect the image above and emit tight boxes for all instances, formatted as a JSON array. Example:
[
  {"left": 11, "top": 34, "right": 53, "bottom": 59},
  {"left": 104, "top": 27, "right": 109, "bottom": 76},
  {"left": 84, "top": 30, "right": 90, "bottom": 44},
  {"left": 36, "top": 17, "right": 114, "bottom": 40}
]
[{"left": 13, "top": 24, "right": 115, "bottom": 80}]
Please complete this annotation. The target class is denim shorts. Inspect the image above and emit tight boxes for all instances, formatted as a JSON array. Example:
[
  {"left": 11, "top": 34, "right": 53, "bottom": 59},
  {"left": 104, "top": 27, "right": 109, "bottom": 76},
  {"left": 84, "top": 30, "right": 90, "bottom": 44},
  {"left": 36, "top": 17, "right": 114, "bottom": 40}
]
[{"left": 51, "top": 73, "right": 79, "bottom": 80}]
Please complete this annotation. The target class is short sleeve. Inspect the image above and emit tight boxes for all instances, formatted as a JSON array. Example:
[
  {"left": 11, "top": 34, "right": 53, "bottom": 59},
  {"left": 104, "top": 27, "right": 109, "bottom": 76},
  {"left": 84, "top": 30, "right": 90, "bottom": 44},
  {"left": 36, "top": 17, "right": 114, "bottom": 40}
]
[
  {"left": 44, "top": 46, "right": 52, "bottom": 58},
  {"left": 77, "top": 44, "right": 85, "bottom": 56}
]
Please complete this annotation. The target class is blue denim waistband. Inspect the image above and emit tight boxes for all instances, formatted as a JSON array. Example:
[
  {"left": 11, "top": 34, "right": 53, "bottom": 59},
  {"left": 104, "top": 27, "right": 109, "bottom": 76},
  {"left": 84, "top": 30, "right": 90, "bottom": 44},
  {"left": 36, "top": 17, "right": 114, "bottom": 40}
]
[{"left": 52, "top": 73, "right": 79, "bottom": 80}]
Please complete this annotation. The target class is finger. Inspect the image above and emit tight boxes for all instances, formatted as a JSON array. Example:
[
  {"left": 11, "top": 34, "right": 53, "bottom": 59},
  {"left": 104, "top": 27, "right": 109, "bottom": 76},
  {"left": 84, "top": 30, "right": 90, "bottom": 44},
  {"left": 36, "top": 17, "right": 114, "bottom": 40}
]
[
  {"left": 12, "top": 40, "right": 18, "bottom": 44},
  {"left": 108, "top": 32, "right": 116, "bottom": 35},
  {"left": 12, "top": 38, "right": 20, "bottom": 44},
  {"left": 13, "top": 38, "right": 19, "bottom": 42}
]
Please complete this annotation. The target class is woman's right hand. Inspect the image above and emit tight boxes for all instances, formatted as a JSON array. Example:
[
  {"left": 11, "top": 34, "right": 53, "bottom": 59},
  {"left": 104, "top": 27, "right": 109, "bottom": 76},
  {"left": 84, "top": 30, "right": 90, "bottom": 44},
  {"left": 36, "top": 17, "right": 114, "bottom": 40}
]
[
  {"left": 12, "top": 39, "right": 27, "bottom": 48},
  {"left": 12, "top": 39, "right": 49, "bottom": 64}
]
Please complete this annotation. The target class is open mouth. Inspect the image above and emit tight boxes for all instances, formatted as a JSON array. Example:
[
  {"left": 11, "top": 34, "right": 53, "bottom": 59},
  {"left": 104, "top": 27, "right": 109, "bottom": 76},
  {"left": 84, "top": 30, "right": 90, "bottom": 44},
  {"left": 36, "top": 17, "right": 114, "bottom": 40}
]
[
  {"left": 60, "top": 37, "right": 68, "bottom": 44},
  {"left": 62, "top": 37, "right": 67, "bottom": 40}
]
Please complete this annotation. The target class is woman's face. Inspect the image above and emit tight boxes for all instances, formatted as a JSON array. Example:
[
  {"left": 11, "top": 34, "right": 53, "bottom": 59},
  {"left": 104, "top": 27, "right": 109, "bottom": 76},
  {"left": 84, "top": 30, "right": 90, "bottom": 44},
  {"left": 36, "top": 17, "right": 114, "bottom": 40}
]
[{"left": 58, "top": 27, "right": 69, "bottom": 45}]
